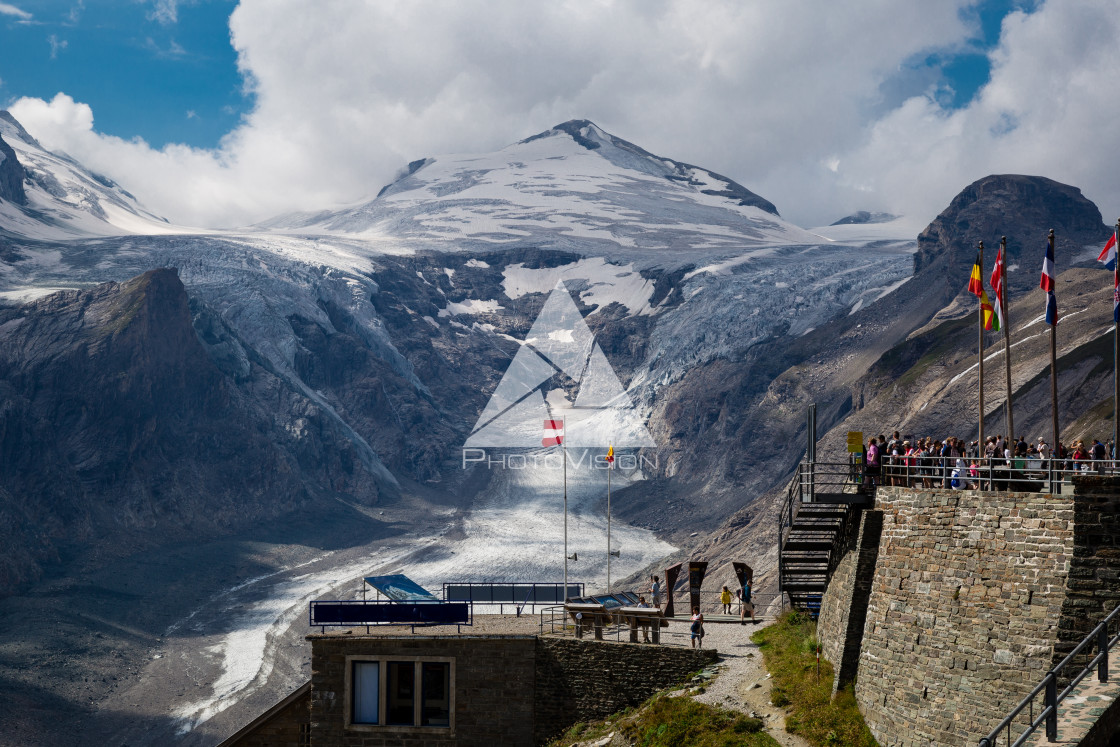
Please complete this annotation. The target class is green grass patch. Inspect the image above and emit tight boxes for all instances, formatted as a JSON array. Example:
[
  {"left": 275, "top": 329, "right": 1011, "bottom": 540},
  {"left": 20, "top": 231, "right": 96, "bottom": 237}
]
[
  {"left": 751, "top": 610, "right": 878, "bottom": 747},
  {"left": 550, "top": 692, "right": 777, "bottom": 747}
]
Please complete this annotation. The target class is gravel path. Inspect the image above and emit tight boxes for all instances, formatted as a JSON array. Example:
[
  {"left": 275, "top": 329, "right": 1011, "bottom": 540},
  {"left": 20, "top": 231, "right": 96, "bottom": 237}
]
[{"left": 689, "top": 620, "right": 811, "bottom": 747}]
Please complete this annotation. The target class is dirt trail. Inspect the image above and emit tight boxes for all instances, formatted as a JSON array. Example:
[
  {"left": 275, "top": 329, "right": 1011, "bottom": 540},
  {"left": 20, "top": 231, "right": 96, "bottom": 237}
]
[{"left": 691, "top": 620, "right": 811, "bottom": 747}]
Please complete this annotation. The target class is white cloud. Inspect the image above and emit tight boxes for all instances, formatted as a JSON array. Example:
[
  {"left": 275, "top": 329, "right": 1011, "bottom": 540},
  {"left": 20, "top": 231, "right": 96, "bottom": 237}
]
[
  {"left": 0, "top": 2, "right": 31, "bottom": 20},
  {"left": 148, "top": 0, "right": 179, "bottom": 26},
  {"left": 836, "top": 0, "right": 1120, "bottom": 227},
  {"left": 47, "top": 34, "right": 67, "bottom": 59},
  {"left": 9, "top": 0, "right": 1120, "bottom": 231}
]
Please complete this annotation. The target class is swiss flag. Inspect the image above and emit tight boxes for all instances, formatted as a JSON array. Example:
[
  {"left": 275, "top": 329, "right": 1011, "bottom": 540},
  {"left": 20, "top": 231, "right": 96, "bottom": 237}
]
[{"left": 542, "top": 419, "right": 564, "bottom": 447}]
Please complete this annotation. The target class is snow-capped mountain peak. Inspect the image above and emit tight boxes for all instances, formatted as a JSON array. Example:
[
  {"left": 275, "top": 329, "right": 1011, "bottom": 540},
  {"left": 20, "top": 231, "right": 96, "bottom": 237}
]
[
  {"left": 0, "top": 110, "right": 176, "bottom": 241},
  {"left": 257, "top": 119, "right": 824, "bottom": 254}
]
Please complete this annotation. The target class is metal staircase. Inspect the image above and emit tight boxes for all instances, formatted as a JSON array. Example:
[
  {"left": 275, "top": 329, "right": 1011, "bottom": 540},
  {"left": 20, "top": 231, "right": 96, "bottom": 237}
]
[{"left": 778, "top": 461, "right": 872, "bottom": 615}]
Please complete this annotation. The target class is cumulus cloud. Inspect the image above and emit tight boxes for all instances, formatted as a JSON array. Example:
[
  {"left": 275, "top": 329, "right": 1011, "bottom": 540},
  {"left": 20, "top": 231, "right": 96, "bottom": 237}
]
[
  {"left": 10, "top": 0, "right": 1120, "bottom": 230},
  {"left": 836, "top": 0, "right": 1120, "bottom": 230},
  {"left": 0, "top": 2, "right": 31, "bottom": 20}
]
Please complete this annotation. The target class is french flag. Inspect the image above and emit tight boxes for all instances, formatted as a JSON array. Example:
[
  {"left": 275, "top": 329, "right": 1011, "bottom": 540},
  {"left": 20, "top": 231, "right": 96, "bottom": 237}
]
[
  {"left": 1042, "top": 238, "right": 1057, "bottom": 325},
  {"left": 542, "top": 419, "right": 564, "bottom": 447}
]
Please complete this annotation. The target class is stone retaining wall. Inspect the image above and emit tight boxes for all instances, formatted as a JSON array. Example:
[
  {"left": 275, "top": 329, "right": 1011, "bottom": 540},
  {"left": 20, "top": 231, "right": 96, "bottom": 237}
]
[
  {"left": 533, "top": 637, "right": 717, "bottom": 744},
  {"left": 823, "top": 486, "right": 1078, "bottom": 746},
  {"left": 817, "top": 509, "right": 882, "bottom": 694}
]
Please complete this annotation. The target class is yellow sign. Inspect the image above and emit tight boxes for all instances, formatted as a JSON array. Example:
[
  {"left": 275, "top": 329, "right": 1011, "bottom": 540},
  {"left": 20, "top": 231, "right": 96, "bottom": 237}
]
[{"left": 847, "top": 431, "right": 864, "bottom": 453}]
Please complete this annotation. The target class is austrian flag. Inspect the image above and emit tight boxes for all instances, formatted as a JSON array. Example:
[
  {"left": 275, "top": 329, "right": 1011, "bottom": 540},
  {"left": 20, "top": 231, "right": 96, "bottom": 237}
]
[{"left": 542, "top": 419, "right": 564, "bottom": 447}]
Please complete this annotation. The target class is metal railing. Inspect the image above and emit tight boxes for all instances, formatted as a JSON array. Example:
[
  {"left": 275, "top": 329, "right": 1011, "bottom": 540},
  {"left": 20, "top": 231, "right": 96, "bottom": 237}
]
[
  {"left": 979, "top": 603, "right": 1120, "bottom": 746},
  {"left": 876, "top": 454, "right": 1120, "bottom": 494},
  {"left": 442, "top": 581, "right": 584, "bottom": 615},
  {"left": 778, "top": 461, "right": 869, "bottom": 612}
]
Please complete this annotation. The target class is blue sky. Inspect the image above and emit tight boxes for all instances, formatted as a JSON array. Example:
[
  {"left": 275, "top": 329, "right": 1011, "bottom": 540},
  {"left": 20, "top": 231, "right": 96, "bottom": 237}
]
[
  {"left": 1, "top": 0, "right": 1114, "bottom": 230},
  {"left": 1, "top": 0, "right": 246, "bottom": 148},
  {"left": 1, "top": 0, "right": 1028, "bottom": 149}
]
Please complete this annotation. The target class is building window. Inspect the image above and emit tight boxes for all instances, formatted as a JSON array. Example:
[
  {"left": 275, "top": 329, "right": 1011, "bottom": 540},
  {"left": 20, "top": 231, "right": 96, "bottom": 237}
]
[
  {"left": 386, "top": 661, "right": 415, "bottom": 725},
  {"left": 346, "top": 656, "right": 453, "bottom": 731},
  {"left": 421, "top": 662, "right": 451, "bottom": 727},
  {"left": 352, "top": 661, "right": 380, "bottom": 724}
]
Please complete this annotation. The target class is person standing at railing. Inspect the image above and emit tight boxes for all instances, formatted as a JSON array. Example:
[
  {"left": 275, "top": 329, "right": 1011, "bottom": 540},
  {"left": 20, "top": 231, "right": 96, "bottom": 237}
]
[
  {"left": 1073, "top": 441, "right": 1089, "bottom": 472},
  {"left": 649, "top": 575, "right": 662, "bottom": 610},
  {"left": 940, "top": 438, "right": 953, "bottom": 488},
  {"left": 866, "top": 437, "right": 880, "bottom": 486},
  {"left": 1092, "top": 439, "right": 1107, "bottom": 474}
]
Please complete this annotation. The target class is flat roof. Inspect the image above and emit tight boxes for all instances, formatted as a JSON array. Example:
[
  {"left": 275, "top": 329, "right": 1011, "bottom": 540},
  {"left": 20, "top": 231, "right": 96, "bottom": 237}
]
[{"left": 306, "top": 613, "right": 543, "bottom": 639}]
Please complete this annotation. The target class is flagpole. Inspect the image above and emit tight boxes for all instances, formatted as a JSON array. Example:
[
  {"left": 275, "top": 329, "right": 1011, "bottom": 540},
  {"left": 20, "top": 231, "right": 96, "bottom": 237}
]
[
  {"left": 978, "top": 240, "right": 986, "bottom": 446},
  {"left": 606, "top": 451, "right": 611, "bottom": 593},
  {"left": 563, "top": 417, "right": 568, "bottom": 603},
  {"left": 1000, "top": 236, "right": 1014, "bottom": 442},
  {"left": 1114, "top": 220, "right": 1119, "bottom": 470},
  {"left": 1049, "top": 230, "right": 1060, "bottom": 457}
]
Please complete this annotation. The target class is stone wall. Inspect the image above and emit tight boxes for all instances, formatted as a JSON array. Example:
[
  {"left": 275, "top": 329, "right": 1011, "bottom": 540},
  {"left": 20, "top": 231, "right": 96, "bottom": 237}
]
[
  {"left": 533, "top": 637, "right": 717, "bottom": 744},
  {"left": 847, "top": 486, "right": 1077, "bottom": 746},
  {"left": 817, "top": 509, "right": 883, "bottom": 694},
  {"left": 1053, "top": 477, "right": 1120, "bottom": 668}
]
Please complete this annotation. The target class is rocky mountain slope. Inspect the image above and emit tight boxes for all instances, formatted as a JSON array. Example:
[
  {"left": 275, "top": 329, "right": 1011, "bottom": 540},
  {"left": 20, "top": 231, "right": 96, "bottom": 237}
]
[
  {"left": 687, "top": 176, "right": 1117, "bottom": 599},
  {"left": 0, "top": 113, "right": 920, "bottom": 597},
  {"left": 2, "top": 111, "right": 1119, "bottom": 743}
]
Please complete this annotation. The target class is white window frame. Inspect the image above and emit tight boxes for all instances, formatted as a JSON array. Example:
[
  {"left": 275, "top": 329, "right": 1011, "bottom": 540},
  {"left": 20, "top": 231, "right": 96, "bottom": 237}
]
[{"left": 344, "top": 655, "right": 455, "bottom": 735}]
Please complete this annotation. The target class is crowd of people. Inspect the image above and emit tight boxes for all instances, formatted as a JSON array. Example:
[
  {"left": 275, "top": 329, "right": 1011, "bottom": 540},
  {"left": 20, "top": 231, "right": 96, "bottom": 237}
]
[{"left": 862, "top": 430, "right": 1117, "bottom": 489}]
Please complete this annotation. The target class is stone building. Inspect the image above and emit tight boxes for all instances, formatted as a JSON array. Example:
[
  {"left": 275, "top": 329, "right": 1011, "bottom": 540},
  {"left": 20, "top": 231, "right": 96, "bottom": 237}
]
[{"left": 220, "top": 630, "right": 716, "bottom": 746}]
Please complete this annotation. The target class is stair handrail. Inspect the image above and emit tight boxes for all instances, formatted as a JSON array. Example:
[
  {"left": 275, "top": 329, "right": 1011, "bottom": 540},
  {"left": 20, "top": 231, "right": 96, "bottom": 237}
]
[
  {"left": 979, "top": 601, "right": 1120, "bottom": 747},
  {"left": 777, "top": 464, "right": 802, "bottom": 609}
]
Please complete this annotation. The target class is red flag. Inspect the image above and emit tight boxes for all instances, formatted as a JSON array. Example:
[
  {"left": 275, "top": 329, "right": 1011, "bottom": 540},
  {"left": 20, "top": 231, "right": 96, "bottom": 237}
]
[
  {"left": 542, "top": 419, "right": 564, "bottom": 447},
  {"left": 606, "top": 445, "right": 614, "bottom": 466}
]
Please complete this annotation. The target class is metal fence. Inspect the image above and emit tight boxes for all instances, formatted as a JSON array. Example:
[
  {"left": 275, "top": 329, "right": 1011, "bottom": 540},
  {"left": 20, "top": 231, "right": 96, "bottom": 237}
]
[
  {"left": 876, "top": 454, "right": 1119, "bottom": 494},
  {"left": 442, "top": 582, "right": 583, "bottom": 615},
  {"left": 979, "top": 602, "right": 1120, "bottom": 746}
]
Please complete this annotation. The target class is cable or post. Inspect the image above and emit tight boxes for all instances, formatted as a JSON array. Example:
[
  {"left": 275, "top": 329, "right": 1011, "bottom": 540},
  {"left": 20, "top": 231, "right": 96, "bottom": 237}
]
[
  {"left": 1049, "top": 230, "right": 1060, "bottom": 465},
  {"left": 1000, "top": 236, "right": 1014, "bottom": 442},
  {"left": 563, "top": 420, "right": 568, "bottom": 605},
  {"left": 606, "top": 450, "right": 611, "bottom": 594},
  {"left": 1045, "top": 672, "right": 1058, "bottom": 741},
  {"left": 1114, "top": 219, "right": 1119, "bottom": 473},
  {"left": 979, "top": 240, "right": 986, "bottom": 447},
  {"left": 1100, "top": 623, "right": 1109, "bottom": 683}
]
